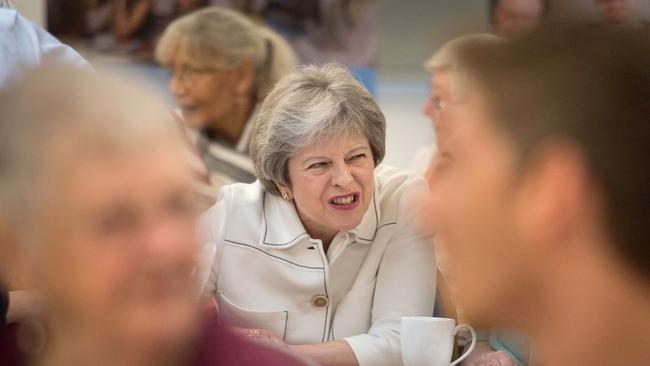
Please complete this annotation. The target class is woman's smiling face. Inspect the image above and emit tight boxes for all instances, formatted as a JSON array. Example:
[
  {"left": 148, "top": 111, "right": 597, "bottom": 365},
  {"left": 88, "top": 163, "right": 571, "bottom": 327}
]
[{"left": 280, "top": 133, "right": 375, "bottom": 242}]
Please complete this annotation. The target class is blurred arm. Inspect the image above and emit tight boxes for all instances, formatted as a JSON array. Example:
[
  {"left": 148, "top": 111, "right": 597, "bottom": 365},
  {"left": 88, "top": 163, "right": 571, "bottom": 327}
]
[{"left": 290, "top": 341, "right": 359, "bottom": 366}]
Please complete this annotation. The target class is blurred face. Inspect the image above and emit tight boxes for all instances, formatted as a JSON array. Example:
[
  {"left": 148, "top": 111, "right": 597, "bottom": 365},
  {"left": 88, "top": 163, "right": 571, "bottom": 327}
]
[
  {"left": 596, "top": 0, "right": 633, "bottom": 24},
  {"left": 282, "top": 133, "right": 375, "bottom": 241},
  {"left": 168, "top": 49, "right": 249, "bottom": 131},
  {"left": 495, "top": 0, "right": 545, "bottom": 36},
  {"left": 428, "top": 86, "right": 539, "bottom": 326},
  {"left": 31, "top": 139, "right": 201, "bottom": 348},
  {"left": 423, "top": 70, "right": 453, "bottom": 137}
]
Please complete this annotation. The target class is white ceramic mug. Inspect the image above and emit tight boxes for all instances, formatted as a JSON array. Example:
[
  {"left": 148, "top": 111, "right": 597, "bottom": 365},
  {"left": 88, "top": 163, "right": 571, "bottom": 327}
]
[{"left": 401, "top": 316, "right": 476, "bottom": 366}]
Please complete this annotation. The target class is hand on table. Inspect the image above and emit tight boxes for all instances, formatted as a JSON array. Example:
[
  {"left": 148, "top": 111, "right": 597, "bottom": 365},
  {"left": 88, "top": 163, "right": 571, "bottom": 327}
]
[
  {"left": 231, "top": 327, "right": 287, "bottom": 347},
  {"left": 468, "top": 350, "right": 517, "bottom": 366}
]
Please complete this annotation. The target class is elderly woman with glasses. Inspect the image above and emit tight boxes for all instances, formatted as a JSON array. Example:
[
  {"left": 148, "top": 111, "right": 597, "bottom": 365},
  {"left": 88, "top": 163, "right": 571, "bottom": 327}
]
[
  {"left": 201, "top": 64, "right": 436, "bottom": 366},
  {"left": 156, "top": 6, "right": 296, "bottom": 190}
]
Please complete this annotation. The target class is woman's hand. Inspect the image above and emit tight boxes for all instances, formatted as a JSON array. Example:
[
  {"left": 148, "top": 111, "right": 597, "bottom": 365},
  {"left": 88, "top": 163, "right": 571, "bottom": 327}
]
[
  {"left": 230, "top": 327, "right": 287, "bottom": 347},
  {"left": 468, "top": 350, "right": 517, "bottom": 366}
]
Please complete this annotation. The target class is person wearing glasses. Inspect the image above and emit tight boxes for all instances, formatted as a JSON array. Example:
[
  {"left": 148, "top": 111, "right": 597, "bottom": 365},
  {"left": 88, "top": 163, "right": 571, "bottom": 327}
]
[
  {"left": 413, "top": 34, "right": 501, "bottom": 178},
  {"left": 155, "top": 6, "right": 296, "bottom": 193},
  {"left": 416, "top": 34, "right": 534, "bottom": 366}
]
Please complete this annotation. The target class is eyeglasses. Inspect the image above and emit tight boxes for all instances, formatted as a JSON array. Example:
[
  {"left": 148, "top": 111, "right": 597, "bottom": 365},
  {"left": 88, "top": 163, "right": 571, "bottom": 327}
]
[
  {"left": 429, "top": 96, "right": 449, "bottom": 112},
  {"left": 170, "top": 64, "right": 219, "bottom": 85},
  {"left": 427, "top": 91, "right": 467, "bottom": 114}
]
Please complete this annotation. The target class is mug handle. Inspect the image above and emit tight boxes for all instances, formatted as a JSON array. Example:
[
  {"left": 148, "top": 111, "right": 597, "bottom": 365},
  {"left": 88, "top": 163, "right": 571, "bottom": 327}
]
[{"left": 449, "top": 324, "right": 476, "bottom": 366}]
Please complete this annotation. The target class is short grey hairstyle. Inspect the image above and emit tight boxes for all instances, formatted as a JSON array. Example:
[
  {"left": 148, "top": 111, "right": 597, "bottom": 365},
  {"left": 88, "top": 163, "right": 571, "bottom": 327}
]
[
  {"left": 0, "top": 65, "right": 182, "bottom": 234},
  {"left": 251, "top": 63, "right": 386, "bottom": 195},
  {"left": 425, "top": 33, "right": 504, "bottom": 100}
]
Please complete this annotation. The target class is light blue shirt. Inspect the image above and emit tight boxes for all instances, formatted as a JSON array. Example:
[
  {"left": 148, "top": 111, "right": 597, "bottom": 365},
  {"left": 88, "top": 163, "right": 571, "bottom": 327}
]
[{"left": 0, "top": 8, "right": 90, "bottom": 87}]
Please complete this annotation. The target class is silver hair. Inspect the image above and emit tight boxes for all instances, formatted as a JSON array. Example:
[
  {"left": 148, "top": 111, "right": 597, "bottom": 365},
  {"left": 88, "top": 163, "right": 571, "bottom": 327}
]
[
  {"left": 155, "top": 6, "right": 296, "bottom": 99},
  {"left": 250, "top": 63, "right": 386, "bottom": 195},
  {"left": 0, "top": 0, "right": 14, "bottom": 8},
  {"left": 0, "top": 65, "right": 182, "bottom": 232},
  {"left": 425, "top": 33, "right": 504, "bottom": 100}
]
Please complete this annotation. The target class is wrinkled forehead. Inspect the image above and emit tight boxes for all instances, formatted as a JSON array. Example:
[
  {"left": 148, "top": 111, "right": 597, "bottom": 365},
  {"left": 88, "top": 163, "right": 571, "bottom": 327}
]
[
  {"left": 293, "top": 131, "right": 370, "bottom": 160},
  {"left": 170, "top": 37, "right": 232, "bottom": 69}
]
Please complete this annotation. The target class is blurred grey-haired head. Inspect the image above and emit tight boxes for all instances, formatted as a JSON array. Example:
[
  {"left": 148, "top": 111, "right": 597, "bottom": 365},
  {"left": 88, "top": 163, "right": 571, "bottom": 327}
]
[
  {"left": 250, "top": 63, "right": 386, "bottom": 195},
  {"left": 0, "top": 65, "right": 182, "bottom": 232},
  {"left": 425, "top": 33, "right": 504, "bottom": 101}
]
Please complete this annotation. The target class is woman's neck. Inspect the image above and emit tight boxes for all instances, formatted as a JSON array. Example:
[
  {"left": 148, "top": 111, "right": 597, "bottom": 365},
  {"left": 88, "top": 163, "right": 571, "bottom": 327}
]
[
  {"left": 296, "top": 208, "right": 338, "bottom": 252},
  {"left": 206, "top": 96, "right": 254, "bottom": 146}
]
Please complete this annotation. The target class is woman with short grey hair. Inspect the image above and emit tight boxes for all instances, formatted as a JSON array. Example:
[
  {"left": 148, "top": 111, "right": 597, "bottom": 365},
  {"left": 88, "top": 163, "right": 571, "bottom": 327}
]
[
  {"left": 251, "top": 64, "right": 386, "bottom": 197},
  {"left": 202, "top": 63, "right": 436, "bottom": 366}
]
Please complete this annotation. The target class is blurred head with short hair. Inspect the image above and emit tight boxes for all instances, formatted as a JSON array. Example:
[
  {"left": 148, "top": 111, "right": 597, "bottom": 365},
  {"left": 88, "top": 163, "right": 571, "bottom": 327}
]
[
  {"left": 428, "top": 27, "right": 650, "bottom": 366},
  {"left": 0, "top": 66, "right": 202, "bottom": 364},
  {"left": 423, "top": 33, "right": 503, "bottom": 144}
]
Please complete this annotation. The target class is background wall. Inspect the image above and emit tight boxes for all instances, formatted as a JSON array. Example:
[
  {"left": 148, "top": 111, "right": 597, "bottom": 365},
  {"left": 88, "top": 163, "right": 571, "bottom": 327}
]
[
  {"left": 13, "top": 0, "right": 46, "bottom": 26},
  {"left": 377, "top": 0, "right": 486, "bottom": 76},
  {"left": 376, "top": 0, "right": 650, "bottom": 75}
]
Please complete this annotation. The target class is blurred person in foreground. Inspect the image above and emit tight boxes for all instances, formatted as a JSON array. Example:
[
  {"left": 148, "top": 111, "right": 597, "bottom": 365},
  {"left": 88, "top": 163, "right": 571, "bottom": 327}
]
[
  {"left": 201, "top": 63, "right": 436, "bottom": 366},
  {"left": 418, "top": 34, "right": 530, "bottom": 366},
  {"left": 0, "top": 65, "right": 311, "bottom": 366},
  {"left": 428, "top": 27, "right": 650, "bottom": 366},
  {"left": 156, "top": 6, "right": 296, "bottom": 193},
  {"left": 489, "top": 0, "right": 548, "bottom": 37}
]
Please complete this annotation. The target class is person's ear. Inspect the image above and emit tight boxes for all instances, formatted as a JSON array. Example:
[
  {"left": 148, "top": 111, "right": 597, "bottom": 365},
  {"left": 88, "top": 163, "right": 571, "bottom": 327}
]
[
  {"left": 235, "top": 61, "right": 256, "bottom": 97},
  {"left": 513, "top": 139, "right": 592, "bottom": 251},
  {"left": 274, "top": 181, "right": 293, "bottom": 201}
]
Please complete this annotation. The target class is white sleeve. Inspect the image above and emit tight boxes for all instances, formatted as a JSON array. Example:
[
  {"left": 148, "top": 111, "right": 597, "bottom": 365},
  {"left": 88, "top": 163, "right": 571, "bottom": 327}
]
[
  {"left": 0, "top": 9, "right": 92, "bottom": 87},
  {"left": 197, "top": 186, "right": 229, "bottom": 296},
  {"left": 34, "top": 21, "right": 92, "bottom": 70},
  {"left": 344, "top": 182, "right": 437, "bottom": 366}
]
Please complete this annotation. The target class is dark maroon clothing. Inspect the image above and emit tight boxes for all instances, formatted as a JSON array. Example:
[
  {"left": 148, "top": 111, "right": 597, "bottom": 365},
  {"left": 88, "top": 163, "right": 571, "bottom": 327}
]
[
  {"left": 1, "top": 286, "right": 7, "bottom": 327},
  {"left": 0, "top": 323, "right": 22, "bottom": 366},
  {"left": 190, "top": 314, "right": 310, "bottom": 366},
  {"left": 0, "top": 315, "right": 310, "bottom": 366}
]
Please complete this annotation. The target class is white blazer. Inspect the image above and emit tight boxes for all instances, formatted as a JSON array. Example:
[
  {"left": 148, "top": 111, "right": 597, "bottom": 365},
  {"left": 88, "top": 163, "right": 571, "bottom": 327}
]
[{"left": 201, "top": 165, "right": 437, "bottom": 366}]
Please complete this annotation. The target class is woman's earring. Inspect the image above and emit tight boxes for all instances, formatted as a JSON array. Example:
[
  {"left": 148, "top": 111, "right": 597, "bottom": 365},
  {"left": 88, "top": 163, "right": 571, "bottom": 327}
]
[{"left": 282, "top": 192, "right": 290, "bottom": 201}]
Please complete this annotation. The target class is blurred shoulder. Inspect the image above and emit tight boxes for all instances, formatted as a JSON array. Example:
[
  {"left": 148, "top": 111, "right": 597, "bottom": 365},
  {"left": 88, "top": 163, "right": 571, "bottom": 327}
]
[
  {"left": 374, "top": 164, "right": 428, "bottom": 224},
  {"left": 217, "top": 181, "right": 265, "bottom": 206},
  {"left": 201, "top": 181, "right": 265, "bottom": 231},
  {"left": 375, "top": 164, "right": 427, "bottom": 199}
]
